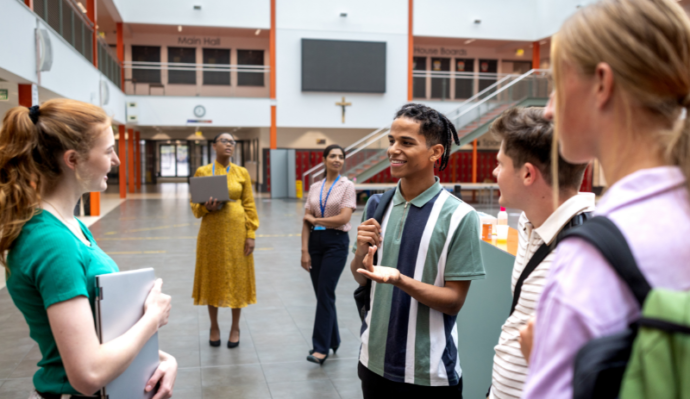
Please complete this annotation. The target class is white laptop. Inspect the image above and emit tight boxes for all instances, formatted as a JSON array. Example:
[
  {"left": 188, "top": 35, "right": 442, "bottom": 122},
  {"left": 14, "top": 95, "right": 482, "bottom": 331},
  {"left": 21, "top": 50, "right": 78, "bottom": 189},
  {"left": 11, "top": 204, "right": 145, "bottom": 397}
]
[
  {"left": 189, "top": 174, "right": 231, "bottom": 204},
  {"left": 95, "top": 268, "right": 160, "bottom": 399}
]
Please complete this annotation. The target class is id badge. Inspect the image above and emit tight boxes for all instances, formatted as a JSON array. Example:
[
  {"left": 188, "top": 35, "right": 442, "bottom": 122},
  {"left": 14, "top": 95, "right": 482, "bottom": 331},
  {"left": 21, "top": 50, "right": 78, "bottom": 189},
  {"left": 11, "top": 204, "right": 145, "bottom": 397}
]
[{"left": 314, "top": 226, "right": 326, "bottom": 231}]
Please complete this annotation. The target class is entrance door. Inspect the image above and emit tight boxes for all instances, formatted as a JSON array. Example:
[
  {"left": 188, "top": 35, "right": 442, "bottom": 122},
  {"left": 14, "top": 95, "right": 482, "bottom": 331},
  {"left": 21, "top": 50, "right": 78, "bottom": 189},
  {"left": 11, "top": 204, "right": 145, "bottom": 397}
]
[{"left": 159, "top": 143, "right": 190, "bottom": 177}]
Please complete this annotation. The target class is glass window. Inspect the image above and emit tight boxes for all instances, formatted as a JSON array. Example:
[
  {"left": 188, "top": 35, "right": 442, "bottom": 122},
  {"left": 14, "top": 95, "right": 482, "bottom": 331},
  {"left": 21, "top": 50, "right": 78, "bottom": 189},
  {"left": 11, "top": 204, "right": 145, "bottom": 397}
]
[
  {"left": 168, "top": 47, "right": 196, "bottom": 85},
  {"left": 478, "top": 59, "right": 499, "bottom": 92},
  {"left": 455, "top": 58, "right": 475, "bottom": 99},
  {"left": 160, "top": 145, "right": 176, "bottom": 177},
  {"left": 413, "top": 56, "right": 427, "bottom": 99},
  {"left": 61, "top": 1, "right": 73, "bottom": 45},
  {"left": 237, "top": 50, "right": 264, "bottom": 86},
  {"left": 176, "top": 145, "right": 189, "bottom": 176},
  {"left": 47, "top": 0, "right": 61, "bottom": 33},
  {"left": 132, "top": 46, "right": 161, "bottom": 84},
  {"left": 430, "top": 58, "right": 450, "bottom": 100},
  {"left": 203, "top": 48, "right": 231, "bottom": 86}
]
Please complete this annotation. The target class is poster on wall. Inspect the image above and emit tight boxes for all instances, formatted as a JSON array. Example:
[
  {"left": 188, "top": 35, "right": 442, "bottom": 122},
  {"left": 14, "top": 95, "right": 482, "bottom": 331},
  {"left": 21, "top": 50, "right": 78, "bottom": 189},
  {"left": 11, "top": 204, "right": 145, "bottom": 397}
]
[{"left": 0, "top": 89, "right": 8, "bottom": 101}]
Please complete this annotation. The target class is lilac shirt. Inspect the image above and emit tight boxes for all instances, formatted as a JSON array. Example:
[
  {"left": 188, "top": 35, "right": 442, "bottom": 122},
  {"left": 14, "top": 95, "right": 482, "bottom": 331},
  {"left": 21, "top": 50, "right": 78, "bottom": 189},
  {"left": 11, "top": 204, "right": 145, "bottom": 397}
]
[{"left": 523, "top": 166, "right": 690, "bottom": 399}]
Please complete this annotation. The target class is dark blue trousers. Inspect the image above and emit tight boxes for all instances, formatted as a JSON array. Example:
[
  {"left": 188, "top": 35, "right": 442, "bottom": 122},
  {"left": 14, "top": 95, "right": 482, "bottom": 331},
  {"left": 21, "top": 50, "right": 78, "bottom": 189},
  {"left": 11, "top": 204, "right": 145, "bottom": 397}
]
[{"left": 308, "top": 229, "right": 349, "bottom": 354}]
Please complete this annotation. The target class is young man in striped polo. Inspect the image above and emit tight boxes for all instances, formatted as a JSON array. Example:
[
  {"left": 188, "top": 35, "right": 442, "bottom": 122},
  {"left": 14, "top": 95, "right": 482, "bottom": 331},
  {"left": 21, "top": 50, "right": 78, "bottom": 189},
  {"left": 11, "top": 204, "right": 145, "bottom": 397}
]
[
  {"left": 488, "top": 107, "right": 594, "bottom": 399},
  {"left": 351, "top": 103, "right": 486, "bottom": 398}
]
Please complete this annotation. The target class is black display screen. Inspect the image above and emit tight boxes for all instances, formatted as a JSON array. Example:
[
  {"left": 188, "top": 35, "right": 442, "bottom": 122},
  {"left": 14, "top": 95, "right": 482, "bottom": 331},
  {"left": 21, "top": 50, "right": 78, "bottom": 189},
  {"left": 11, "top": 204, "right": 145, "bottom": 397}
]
[{"left": 301, "top": 39, "right": 386, "bottom": 93}]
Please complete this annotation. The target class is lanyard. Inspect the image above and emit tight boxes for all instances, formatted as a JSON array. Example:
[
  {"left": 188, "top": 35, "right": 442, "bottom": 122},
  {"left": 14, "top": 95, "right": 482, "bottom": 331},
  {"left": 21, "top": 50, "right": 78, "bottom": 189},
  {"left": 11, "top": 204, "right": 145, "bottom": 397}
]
[
  {"left": 212, "top": 163, "right": 231, "bottom": 175},
  {"left": 319, "top": 175, "right": 340, "bottom": 218}
]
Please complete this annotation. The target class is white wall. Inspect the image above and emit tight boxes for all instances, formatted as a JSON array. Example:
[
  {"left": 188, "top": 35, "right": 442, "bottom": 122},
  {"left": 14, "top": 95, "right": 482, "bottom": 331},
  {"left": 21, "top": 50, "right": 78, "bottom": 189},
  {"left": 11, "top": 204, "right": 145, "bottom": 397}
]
[
  {"left": 415, "top": 0, "right": 595, "bottom": 41},
  {"left": 111, "top": 0, "right": 269, "bottom": 29},
  {"left": 415, "top": 0, "right": 539, "bottom": 41},
  {"left": 276, "top": 0, "right": 409, "bottom": 130},
  {"left": 128, "top": 96, "right": 271, "bottom": 127}
]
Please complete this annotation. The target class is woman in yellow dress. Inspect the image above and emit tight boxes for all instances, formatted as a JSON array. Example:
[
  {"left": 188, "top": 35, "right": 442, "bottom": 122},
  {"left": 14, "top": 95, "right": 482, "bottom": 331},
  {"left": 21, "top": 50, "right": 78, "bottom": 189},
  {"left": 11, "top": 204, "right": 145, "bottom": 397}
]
[{"left": 190, "top": 133, "right": 259, "bottom": 348}]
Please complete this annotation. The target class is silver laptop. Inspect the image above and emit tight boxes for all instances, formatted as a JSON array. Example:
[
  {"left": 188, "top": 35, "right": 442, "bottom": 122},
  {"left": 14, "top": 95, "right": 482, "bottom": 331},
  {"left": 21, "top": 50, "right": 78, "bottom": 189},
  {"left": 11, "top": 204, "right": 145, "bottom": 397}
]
[
  {"left": 190, "top": 174, "right": 231, "bottom": 204},
  {"left": 95, "top": 268, "right": 160, "bottom": 399}
]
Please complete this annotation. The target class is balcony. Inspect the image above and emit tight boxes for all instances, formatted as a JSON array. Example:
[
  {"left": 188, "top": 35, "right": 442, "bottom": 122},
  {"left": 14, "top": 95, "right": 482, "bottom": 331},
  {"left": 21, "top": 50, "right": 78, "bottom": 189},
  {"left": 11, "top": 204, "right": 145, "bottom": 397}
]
[{"left": 123, "top": 62, "right": 270, "bottom": 97}]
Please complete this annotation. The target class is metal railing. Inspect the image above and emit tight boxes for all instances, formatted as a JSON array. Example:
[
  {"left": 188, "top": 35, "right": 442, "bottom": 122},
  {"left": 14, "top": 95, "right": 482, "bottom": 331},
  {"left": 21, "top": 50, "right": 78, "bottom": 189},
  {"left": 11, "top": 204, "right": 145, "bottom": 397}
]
[
  {"left": 301, "top": 69, "right": 551, "bottom": 189},
  {"left": 97, "top": 37, "right": 121, "bottom": 89},
  {"left": 33, "top": 0, "right": 95, "bottom": 64},
  {"left": 411, "top": 71, "right": 518, "bottom": 101},
  {"left": 122, "top": 62, "right": 270, "bottom": 97}
]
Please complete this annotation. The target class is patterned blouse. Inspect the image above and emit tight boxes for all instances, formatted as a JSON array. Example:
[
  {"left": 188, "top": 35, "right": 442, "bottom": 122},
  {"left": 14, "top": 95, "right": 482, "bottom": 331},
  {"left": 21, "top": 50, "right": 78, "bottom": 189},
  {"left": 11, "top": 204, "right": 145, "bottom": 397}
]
[{"left": 304, "top": 176, "right": 357, "bottom": 232}]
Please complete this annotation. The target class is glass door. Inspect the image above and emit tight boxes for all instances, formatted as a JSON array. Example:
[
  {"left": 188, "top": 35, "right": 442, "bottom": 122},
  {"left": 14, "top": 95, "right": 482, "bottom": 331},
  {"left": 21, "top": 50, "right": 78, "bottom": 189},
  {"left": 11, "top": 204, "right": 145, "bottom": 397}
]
[{"left": 160, "top": 145, "right": 176, "bottom": 176}]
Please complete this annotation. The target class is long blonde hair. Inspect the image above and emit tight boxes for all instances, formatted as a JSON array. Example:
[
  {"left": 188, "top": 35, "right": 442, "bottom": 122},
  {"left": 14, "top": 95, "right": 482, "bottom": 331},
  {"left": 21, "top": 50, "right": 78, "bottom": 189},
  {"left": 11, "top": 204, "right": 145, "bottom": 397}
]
[
  {"left": 551, "top": 0, "right": 690, "bottom": 200},
  {"left": 0, "top": 99, "right": 110, "bottom": 274}
]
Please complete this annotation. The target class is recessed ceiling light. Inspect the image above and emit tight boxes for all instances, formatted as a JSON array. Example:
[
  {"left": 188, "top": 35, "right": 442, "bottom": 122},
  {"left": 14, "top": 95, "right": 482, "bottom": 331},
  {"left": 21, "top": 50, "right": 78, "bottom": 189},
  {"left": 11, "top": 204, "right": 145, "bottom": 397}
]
[
  {"left": 474, "top": 19, "right": 481, "bottom": 24},
  {"left": 465, "top": 39, "right": 475, "bottom": 44},
  {"left": 340, "top": 12, "right": 348, "bottom": 17},
  {"left": 193, "top": 4, "right": 201, "bottom": 10},
  {"left": 76, "top": 2, "right": 87, "bottom": 13},
  {"left": 255, "top": 29, "right": 261, "bottom": 35},
  {"left": 178, "top": 25, "right": 182, "bottom": 32},
  {"left": 540, "top": 40, "right": 547, "bottom": 45}
]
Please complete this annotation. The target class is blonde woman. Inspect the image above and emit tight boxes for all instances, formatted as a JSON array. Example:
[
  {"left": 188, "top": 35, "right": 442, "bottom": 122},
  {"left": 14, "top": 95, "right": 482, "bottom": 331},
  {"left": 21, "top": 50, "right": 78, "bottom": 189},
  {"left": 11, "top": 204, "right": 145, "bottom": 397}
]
[
  {"left": 0, "top": 100, "right": 176, "bottom": 399},
  {"left": 521, "top": 0, "right": 690, "bottom": 398}
]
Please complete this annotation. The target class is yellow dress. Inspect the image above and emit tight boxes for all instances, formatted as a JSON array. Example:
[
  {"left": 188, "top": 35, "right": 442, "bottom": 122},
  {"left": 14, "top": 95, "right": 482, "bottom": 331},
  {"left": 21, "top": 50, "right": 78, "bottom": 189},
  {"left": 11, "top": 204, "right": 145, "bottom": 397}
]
[{"left": 190, "top": 162, "right": 259, "bottom": 308}]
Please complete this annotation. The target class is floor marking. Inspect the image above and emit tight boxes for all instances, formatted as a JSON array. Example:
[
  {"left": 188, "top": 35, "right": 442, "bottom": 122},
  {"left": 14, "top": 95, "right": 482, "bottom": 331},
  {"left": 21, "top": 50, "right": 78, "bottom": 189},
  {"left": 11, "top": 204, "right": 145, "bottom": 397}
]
[
  {"left": 255, "top": 234, "right": 302, "bottom": 238},
  {"left": 127, "top": 223, "right": 190, "bottom": 233},
  {"left": 105, "top": 231, "right": 117, "bottom": 235},
  {"left": 97, "top": 234, "right": 300, "bottom": 241},
  {"left": 106, "top": 250, "right": 167, "bottom": 255},
  {"left": 255, "top": 248, "right": 274, "bottom": 251}
]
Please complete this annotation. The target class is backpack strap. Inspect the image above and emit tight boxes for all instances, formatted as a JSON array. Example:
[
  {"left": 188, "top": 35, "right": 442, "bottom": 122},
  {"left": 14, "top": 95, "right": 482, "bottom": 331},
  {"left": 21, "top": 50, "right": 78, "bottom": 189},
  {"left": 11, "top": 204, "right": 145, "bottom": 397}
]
[
  {"left": 560, "top": 216, "right": 651, "bottom": 307},
  {"left": 510, "top": 211, "right": 593, "bottom": 315}
]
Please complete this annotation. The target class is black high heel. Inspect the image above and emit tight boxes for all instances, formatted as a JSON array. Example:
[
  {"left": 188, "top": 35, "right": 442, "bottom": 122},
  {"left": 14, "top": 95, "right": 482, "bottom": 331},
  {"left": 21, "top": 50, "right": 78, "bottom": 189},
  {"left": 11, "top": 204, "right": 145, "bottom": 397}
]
[
  {"left": 227, "top": 330, "right": 240, "bottom": 349},
  {"left": 309, "top": 344, "right": 339, "bottom": 355},
  {"left": 306, "top": 353, "right": 329, "bottom": 365},
  {"left": 209, "top": 329, "right": 221, "bottom": 347}
]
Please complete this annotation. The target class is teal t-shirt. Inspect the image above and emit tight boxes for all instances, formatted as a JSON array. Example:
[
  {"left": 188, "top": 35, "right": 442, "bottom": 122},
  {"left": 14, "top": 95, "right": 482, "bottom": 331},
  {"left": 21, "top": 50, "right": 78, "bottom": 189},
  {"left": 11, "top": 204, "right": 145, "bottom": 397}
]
[{"left": 6, "top": 210, "right": 118, "bottom": 394}]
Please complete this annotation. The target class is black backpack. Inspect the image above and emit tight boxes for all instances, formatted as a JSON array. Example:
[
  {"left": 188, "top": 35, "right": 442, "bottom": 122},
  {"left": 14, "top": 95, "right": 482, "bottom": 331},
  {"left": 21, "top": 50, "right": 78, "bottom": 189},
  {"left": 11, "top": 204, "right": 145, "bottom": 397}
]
[
  {"left": 560, "top": 216, "right": 649, "bottom": 399},
  {"left": 353, "top": 189, "right": 395, "bottom": 322}
]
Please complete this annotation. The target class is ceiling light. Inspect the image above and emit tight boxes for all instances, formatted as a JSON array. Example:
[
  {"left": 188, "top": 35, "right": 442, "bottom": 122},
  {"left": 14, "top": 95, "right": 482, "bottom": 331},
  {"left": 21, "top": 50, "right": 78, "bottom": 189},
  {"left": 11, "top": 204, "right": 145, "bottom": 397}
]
[
  {"left": 340, "top": 12, "right": 348, "bottom": 17},
  {"left": 474, "top": 19, "right": 481, "bottom": 24},
  {"left": 193, "top": 4, "right": 201, "bottom": 10},
  {"left": 76, "top": 2, "right": 87, "bottom": 13},
  {"left": 178, "top": 25, "right": 182, "bottom": 32},
  {"left": 540, "top": 40, "right": 547, "bottom": 45},
  {"left": 255, "top": 29, "right": 261, "bottom": 35},
  {"left": 464, "top": 39, "right": 475, "bottom": 44},
  {"left": 515, "top": 49, "right": 525, "bottom": 57}
]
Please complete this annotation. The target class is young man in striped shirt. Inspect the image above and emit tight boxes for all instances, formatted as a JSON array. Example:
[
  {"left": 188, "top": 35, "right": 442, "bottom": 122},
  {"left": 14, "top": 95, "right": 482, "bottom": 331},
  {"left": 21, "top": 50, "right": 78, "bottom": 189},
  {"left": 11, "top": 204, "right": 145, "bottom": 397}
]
[
  {"left": 488, "top": 107, "right": 594, "bottom": 399},
  {"left": 351, "top": 104, "right": 486, "bottom": 399}
]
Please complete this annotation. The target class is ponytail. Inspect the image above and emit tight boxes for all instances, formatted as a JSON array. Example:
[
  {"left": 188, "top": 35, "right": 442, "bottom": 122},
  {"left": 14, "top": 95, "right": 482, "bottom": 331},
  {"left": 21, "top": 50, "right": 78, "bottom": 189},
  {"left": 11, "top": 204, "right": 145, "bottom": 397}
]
[
  {"left": 0, "top": 99, "right": 110, "bottom": 275},
  {"left": 667, "top": 105, "right": 690, "bottom": 193},
  {"left": 0, "top": 107, "right": 42, "bottom": 275}
]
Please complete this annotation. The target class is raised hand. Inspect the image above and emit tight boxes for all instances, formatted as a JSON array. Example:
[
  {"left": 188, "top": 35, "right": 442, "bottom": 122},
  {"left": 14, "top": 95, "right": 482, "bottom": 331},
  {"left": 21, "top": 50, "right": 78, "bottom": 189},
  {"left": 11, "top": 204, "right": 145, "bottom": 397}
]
[
  {"left": 356, "top": 245, "right": 401, "bottom": 285},
  {"left": 355, "top": 218, "right": 382, "bottom": 257}
]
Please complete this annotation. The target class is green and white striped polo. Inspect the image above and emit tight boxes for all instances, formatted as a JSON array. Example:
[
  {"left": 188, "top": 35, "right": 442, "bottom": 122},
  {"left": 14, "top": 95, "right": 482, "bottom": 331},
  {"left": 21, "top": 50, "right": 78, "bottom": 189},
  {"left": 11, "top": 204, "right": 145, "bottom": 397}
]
[{"left": 354, "top": 178, "right": 486, "bottom": 386}]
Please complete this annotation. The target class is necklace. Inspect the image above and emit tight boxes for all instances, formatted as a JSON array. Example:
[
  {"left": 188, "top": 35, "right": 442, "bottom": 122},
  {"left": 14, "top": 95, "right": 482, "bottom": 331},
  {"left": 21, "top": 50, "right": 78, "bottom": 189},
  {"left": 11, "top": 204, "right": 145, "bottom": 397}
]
[{"left": 42, "top": 199, "right": 90, "bottom": 246}]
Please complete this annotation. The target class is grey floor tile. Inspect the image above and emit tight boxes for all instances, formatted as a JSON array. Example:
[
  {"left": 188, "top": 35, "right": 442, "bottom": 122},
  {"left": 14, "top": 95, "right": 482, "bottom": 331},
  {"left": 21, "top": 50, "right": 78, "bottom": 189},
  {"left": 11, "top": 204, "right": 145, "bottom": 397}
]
[
  {"left": 330, "top": 378, "right": 364, "bottom": 399},
  {"left": 0, "top": 378, "right": 33, "bottom": 399},
  {"left": 201, "top": 364, "right": 265, "bottom": 387},
  {"left": 203, "top": 381, "right": 272, "bottom": 399},
  {"left": 268, "top": 379, "right": 341, "bottom": 399},
  {"left": 261, "top": 361, "right": 329, "bottom": 383}
]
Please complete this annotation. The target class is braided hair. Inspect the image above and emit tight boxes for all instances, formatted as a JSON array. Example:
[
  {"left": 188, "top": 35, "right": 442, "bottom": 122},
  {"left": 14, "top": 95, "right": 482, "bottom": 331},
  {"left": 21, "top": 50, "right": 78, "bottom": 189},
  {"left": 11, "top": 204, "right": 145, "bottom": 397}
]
[{"left": 394, "top": 103, "right": 460, "bottom": 171}]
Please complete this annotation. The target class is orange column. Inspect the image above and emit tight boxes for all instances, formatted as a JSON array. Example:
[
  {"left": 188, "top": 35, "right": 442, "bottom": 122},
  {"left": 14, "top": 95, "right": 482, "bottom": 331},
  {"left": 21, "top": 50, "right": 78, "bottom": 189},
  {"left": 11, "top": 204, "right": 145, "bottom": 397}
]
[
  {"left": 117, "top": 23, "right": 124, "bottom": 89},
  {"left": 18, "top": 85, "right": 32, "bottom": 107},
  {"left": 23, "top": 0, "right": 32, "bottom": 8},
  {"left": 87, "top": 0, "right": 98, "bottom": 69},
  {"left": 128, "top": 128, "right": 135, "bottom": 193},
  {"left": 407, "top": 0, "right": 414, "bottom": 102},
  {"left": 269, "top": 0, "right": 277, "bottom": 150},
  {"left": 532, "top": 41, "right": 540, "bottom": 70},
  {"left": 135, "top": 131, "right": 141, "bottom": 190},
  {"left": 118, "top": 125, "right": 127, "bottom": 198}
]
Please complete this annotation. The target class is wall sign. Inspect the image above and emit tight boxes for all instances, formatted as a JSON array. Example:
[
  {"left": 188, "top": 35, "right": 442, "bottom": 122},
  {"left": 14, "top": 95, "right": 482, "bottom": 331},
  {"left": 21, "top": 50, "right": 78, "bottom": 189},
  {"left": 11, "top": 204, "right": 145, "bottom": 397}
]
[
  {"left": 0, "top": 89, "right": 8, "bottom": 101},
  {"left": 178, "top": 37, "right": 221, "bottom": 46},
  {"left": 414, "top": 47, "right": 468, "bottom": 57},
  {"left": 187, "top": 119, "right": 212, "bottom": 124}
]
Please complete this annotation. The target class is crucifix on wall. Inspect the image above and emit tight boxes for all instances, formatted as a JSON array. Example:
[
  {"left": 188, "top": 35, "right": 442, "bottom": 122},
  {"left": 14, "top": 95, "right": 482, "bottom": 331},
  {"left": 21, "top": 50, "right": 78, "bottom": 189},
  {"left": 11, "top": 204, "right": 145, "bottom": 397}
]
[{"left": 335, "top": 97, "right": 352, "bottom": 124}]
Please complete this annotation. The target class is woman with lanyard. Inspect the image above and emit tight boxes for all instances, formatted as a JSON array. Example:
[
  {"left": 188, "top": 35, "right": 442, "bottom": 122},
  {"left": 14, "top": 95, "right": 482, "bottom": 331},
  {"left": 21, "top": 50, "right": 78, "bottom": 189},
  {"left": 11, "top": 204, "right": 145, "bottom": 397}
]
[
  {"left": 190, "top": 133, "right": 259, "bottom": 348},
  {"left": 301, "top": 144, "right": 357, "bottom": 365},
  {"left": 1, "top": 100, "right": 176, "bottom": 399}
]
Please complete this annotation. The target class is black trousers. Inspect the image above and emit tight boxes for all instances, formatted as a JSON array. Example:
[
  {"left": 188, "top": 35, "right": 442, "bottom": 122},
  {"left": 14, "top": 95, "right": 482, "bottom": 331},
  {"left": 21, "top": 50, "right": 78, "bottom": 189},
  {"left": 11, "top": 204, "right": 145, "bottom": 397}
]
[
  {"left": 359, "top": 362, "right": 464, "bottom": 399},
  {"left": 308, "top": 229, "right": 349, "bottom": 354}
]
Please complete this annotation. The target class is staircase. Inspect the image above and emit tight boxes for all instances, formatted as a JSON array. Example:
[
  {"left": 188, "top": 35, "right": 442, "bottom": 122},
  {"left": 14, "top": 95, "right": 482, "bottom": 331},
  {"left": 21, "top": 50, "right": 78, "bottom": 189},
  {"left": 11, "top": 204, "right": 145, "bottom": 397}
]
[{"left": 302, "top": 70, "right": 551, "bottom": 188}]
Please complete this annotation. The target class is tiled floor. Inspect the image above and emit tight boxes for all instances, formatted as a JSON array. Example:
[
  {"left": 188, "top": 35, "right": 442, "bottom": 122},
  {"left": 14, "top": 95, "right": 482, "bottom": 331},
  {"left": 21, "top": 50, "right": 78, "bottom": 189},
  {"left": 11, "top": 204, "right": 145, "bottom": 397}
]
[{"left": 0, "top": 184, "right": 512, "bottom": 399}]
